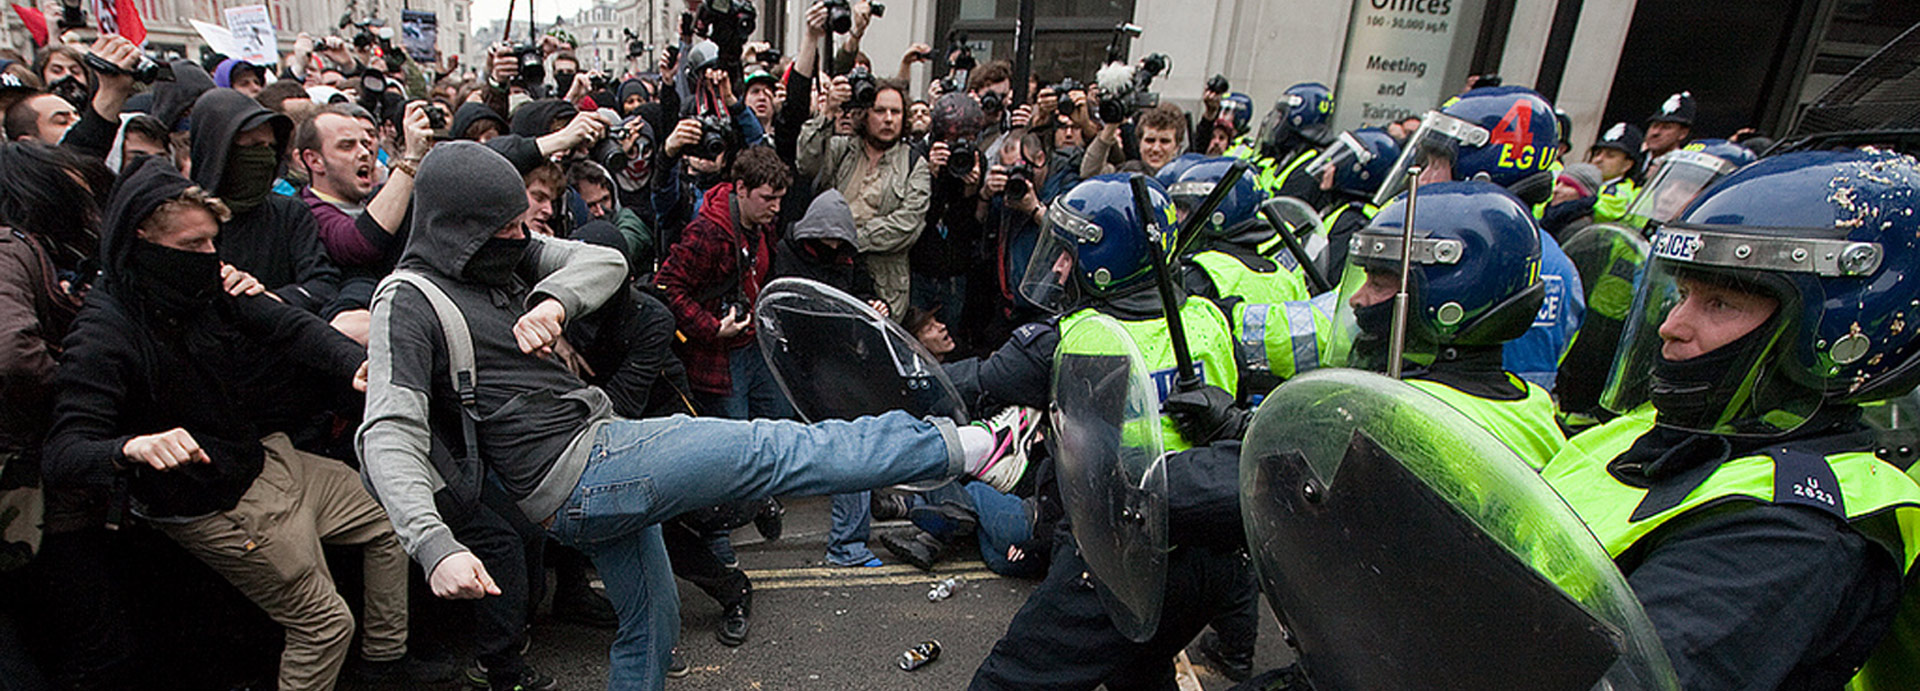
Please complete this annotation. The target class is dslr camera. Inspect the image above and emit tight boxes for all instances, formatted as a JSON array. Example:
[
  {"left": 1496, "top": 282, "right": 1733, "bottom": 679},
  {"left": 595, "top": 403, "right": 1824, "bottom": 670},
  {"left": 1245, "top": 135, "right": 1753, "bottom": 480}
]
[
  {"left": 946, "top": 30, "right": 977, "bottom": 72},
  {"left": 944, "top": 138, "right": 977, "bottom": 181},
  {"left": 1051, "top": 77, "right": 1084, "bottom": 115},
  {"left": 1097, "top": 52, "right": 1168, "bottom": 125},
  {"left": 84, "top": 50, "right": 172, "bottom": 84},
  {"left": 1003, "top": 162, "right": 1034, "bottom": 200},
  {"left": 844, "top": 65, "right": 878, "bottom": 109},
  {"left": 697, "top": 0, "right": 758, "bottom": 39},
  {"left": 825, "top": 0, "right": 886, "bottom": 34},
  {"left": 694, "top": 115, "right": 732, "bottom": 160},
  {"left": 624, "top": 28, "right": 649, "bottom": 59},
  {"left": 506, "top": 43, "right": 545, "bottom": 87}
]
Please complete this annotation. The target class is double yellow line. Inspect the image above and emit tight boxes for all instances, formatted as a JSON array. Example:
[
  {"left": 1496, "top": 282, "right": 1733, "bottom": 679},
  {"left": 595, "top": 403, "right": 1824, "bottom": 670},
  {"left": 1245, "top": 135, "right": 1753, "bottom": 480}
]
[{"left": 743, "top": 561, "right": 999, "bottom": 591}]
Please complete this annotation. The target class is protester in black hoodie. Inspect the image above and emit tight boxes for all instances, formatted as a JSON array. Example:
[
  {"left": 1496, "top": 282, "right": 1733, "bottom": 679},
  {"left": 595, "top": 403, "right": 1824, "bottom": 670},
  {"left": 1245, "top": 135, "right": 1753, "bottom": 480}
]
[
  {"left": 188, "top": 88, "right": 340, "bottom": 314},
  {"left": 43, "top": 156, "right": 449, "bottom": 689},
  {"left": 772, "top": 189, "right": 878, "bottom": 303},
  {"left": 452, "top": 101, "right": 509, "bottom": 142}
]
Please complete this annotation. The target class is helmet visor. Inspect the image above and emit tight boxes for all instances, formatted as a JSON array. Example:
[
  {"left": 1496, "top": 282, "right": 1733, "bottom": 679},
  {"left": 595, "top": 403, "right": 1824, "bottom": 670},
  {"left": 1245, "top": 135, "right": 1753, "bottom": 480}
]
[
  {"left": 1019, "top": 203, "right": 1093, "bottom": 314},
  {"left": 1598, "top": 225, "right": 1848, "bottom": 435},
  {"left": 1371, "top": 111, "right": 1489, "bottom": 207},
  {"left": 1166, "top": 179, "right": 1214, "bottom": 229},
  {"left": 1305, "top": 131, "right": 1371, "bottom": 183},
  {"left": 1622, "top": 150, "right": 1736, "bottom": 230}
]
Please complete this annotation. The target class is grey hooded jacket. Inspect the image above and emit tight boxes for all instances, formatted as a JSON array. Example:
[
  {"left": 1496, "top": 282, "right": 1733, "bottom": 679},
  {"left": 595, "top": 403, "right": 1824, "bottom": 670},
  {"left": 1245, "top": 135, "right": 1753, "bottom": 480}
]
[{"left": 356, "top": 141, "right": 626, "bottom": 573}]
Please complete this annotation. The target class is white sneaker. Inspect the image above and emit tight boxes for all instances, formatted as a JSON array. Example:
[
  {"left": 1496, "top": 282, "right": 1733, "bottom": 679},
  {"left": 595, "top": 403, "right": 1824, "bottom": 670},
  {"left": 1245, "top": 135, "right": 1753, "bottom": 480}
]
[{"left": 967, "top": 406, "right": 1041, "bottom": 493}]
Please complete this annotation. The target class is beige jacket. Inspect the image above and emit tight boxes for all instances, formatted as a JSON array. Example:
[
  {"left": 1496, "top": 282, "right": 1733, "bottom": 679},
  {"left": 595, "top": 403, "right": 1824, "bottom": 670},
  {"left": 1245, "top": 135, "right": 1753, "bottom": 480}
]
[{"left": 796, "top": 114, "right": 932, "bottom": 314}]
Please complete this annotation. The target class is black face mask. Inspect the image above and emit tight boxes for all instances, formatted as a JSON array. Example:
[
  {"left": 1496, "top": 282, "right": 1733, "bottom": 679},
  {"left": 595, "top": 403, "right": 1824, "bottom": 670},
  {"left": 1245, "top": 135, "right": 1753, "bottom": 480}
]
[
  {"left": 1648, "top": 317, "right": 1776, "bottom": 429},
  {"left": 553, "top": 71, "right": 577, "bottom": 92},
  {"left": 128, "top": 240, "right": 222, "bottom": 315},
  {"left": 49, "top": 75, "right": 90, "bottom": 109},
  {"left": 463, "top": 235, "right": 530, "bottom": 286}
]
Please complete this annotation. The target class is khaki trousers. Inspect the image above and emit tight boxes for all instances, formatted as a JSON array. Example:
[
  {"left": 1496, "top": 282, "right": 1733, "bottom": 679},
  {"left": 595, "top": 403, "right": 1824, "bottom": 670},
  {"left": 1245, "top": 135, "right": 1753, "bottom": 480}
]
[{"left": 156, "top": 433, "right": 407, "bottom": 691}]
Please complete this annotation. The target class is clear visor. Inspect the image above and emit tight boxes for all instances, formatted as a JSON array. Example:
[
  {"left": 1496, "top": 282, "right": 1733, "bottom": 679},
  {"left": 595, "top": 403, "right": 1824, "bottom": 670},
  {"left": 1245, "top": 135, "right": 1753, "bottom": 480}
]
[
  {"left": 1372, "top": 111, "right": 1490, "bottom": 206},
  {"left": 1621, "top": 150, "right": 1736, "bottom": 229},
  {"left": 1323, "top": 256, "right": 1386, "bottom": 371},
  {"left": 1305, "top": 131, "right": 1372, "bottom": 180},
  {"left": 1597, "top": 225, "right": 1869, "bottom": 435},
  {"left": 1019, "top": 204, "right": 1095, "bottom": 314},
  {"left": 1166, "top": 180, "right": 1214, "bottom": 226}
]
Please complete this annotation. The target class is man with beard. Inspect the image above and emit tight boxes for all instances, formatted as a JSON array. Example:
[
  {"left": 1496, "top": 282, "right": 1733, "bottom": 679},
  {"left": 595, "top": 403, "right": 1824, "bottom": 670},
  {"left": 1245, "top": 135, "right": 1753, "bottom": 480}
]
[
  {"left": 794, "top": 3, "right": 930, "bottom": 317},
  {"left": 296, "top": 102, "right": 431, "bottom": 281},
  {"left": 188, "top": 88, "right": 341, "bottom": 315}
]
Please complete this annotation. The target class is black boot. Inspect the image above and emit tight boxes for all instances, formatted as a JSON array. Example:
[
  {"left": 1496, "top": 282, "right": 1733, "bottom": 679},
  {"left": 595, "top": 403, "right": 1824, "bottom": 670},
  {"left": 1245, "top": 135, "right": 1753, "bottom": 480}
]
[
  {"left": 717, "top": 590, "right": 750, "bottom": 647},
  {"left": 879, "top": 530, "right": 948, "bottom": 572}
]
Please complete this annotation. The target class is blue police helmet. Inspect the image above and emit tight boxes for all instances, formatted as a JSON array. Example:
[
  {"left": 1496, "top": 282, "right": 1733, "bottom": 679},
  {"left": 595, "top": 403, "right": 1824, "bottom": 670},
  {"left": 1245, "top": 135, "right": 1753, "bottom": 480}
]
[
  {"left": 1222, "top": 92, "right": 1254, "bottom": 135},
  {"left": 1308, "top": 127, "right": 1402, "bottom": 200},
  {"left": 1348, "top": 180, "right": 1545, "bottom": 349},
  {"left": 1679, "top": 138, "right": 1756, "bottom": 169},
  {"left": 1168, "top": 157, "right": 1265, "bottom": 241},
  {"left": 1371, "top": 86, "right": 1561, "bottom": 207},
  {"left": 1258, "top": 82, "right": 1335, "bottom": 159},
  {"left": 1020, "top": 174, "right": 1178, "bottom": 312},
  {"left": 1154, "top": 152, "right": 1209, "bottom": 188},
  {"left": 1600, "top": 150, "right": 1920, "bottom": 434}
]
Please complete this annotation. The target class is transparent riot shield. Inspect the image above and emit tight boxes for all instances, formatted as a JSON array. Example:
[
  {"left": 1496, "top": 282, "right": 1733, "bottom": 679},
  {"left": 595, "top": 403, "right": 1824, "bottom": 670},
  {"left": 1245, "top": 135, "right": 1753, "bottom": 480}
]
[
  {"left": 1556, "top": 222, "right": 1650, "bottom": 420},
  {"left": 1260, "top": 196, "right": 1331, "bottom": 279},
  {"left": 1051, "top": 312, "right": 1168, "bottom": 643},
  {"left": 1240, "top": 368, "right": 1679, "bottom": 691}
]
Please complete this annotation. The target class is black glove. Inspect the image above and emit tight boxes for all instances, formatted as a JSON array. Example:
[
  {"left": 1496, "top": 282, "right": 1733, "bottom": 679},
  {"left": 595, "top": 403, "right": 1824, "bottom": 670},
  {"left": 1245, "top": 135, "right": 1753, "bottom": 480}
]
[{"left": 1164, "top": 384, "right": 1249, "bottom": 446}]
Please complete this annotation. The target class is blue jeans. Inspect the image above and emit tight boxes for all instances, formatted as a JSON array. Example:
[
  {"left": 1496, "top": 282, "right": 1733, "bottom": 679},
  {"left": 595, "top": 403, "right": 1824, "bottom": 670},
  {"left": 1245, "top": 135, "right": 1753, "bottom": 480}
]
[
  {"left": 547, "top": 411, "right": 958, "bottom": 690},
  {"left": 914, "top": 482, "right": 1037, "bottom": 578},
  {"left": 694, "top": 343, "right": 795, "bottom": 420},
  {"left": 826, "top": 491, "right": 876, "bottom": 565}
]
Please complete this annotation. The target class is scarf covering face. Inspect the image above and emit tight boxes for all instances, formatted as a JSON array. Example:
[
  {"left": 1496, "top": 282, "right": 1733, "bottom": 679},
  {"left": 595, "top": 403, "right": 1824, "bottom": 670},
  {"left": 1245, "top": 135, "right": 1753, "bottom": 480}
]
[
  {"left": 128, "top": 240, "right": 222, "bottom": 315},
  {"left": 463, "top": 235, "right": 530, "bottom": 287},
  {"left": 218, "top": 144, "right": 279, "bottom": 214}
]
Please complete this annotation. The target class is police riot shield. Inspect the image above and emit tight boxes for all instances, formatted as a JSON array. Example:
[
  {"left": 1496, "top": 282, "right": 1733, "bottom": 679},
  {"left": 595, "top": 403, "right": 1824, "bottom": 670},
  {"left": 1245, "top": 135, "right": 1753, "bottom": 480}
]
[
  {"left": 1241, "top": 368, "right": 1678, "bottom": 691},
  {"left": 1050, "top": 312, "right": 1168, "bottom": 643},
  {"left": 1556, "top": 223, "right": 1650, "bottom": 420},
  {"left": 754, "top": 277, "right": 969, "bottom": 424},
  {"left": 1260, "top": 196, "right": 1331, "bottom": 281}
]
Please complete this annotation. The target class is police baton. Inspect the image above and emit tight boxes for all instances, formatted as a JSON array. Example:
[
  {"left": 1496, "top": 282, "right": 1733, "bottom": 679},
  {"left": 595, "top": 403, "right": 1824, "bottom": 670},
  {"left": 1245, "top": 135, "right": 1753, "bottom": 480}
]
[
  {"left": 1171, "top": 160, "right": 1251, "bottom": 260},
  {"left": 1256, "top": 199, "right": 1334, "bottom": 295},
  {"left": 1387, "top": 166, "right": 1421, "bottom": 380},
  {"left": 1130, "top": 174, "right": 1202, "bottom": 393}
]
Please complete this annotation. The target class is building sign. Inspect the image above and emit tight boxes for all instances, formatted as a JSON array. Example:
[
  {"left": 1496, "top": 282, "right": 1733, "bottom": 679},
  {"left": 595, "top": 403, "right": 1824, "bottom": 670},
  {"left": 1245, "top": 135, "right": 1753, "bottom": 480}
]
[
  {"left": 223, "top": 4, "right": 276, "bottom": 65},
  {"left": 402, "top": 10, "right": 439, "bottom": 63},
  {"left": 1331, "top": 0, "right": 1485, "bottom": 131}
]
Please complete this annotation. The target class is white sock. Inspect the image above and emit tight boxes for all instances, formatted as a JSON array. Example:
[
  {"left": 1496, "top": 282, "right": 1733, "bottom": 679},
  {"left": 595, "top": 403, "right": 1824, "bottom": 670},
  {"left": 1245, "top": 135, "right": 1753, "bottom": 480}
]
[{"left": 958, "top": 424, "right": 995, "bottom": 474}]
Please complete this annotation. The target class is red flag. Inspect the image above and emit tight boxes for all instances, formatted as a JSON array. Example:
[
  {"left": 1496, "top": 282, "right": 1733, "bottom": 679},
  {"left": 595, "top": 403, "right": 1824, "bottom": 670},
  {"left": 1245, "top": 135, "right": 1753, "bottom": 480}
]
[
  {"left": 10, "top": 4, "right": 47, "bottom": 47},
  {"left": 113, "top": 0, "right": 145, "bottom": 44}
]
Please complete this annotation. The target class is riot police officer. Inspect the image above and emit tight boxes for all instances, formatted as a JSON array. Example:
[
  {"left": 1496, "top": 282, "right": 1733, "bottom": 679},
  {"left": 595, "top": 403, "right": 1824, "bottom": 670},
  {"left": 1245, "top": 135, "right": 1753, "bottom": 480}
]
[
  {"left": 1171, "top": 157, "right": 1310, "bottom": 306},
  {"left": 1226, "top": 83, "right": 1334, "bottom": 203},
  {"left": 1373, "top": 85, "right": 1584, "bottom": 391},
  {"left": 1544, "top": 149, "right": 1920, "bottom": 689},
  {"left": 1302, "top": 126, "right": 1400, "bottom": 275},
  {"left": 951, "top": 173, "right": 1253, "bottom": 690}
]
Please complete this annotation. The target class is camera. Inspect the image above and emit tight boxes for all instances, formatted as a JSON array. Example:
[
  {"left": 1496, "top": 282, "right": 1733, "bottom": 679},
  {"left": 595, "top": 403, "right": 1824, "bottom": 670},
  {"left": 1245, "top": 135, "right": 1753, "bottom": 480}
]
[
  {"left": 624, "top": 28, "right": 648, "bottom": 59},
  {"left": 824, "top": 0, "right": 855, "bottom": 34},
  {"left": 425, "top": 103, "right": 448, "bottom": 134},
  {"left": 758, "top": 48, "right": 782, "bottom": 67},
  {"left": 590, "top": 74, "right": 612, "bottom": 91},
  {"left": 664, "top": 44, "right": 681, "bottom": 70},
  {"left": 946, "top": 30, "right": 977, "bottom": 73},
  {"left": 944, "top": 138, "right": 977, "bottom": 180},
  {"left": 505, "top": 43, "right": 545, "bottom": 87},
  {"left": 694, "top": 115, "right": 732, "bottom": 160},
  {"left": 1003, "top": 163, "right": 1033, "bottom": 200},
  {"left": 845, "top": 65, "right": 878, "bottom": 109},
  {"left": 697, "top": 0, "right": 757, "bottom": 40},
  {"left": 590, "top": 125, "right": 631, "bottom": 172},
  {"left": 1207, "top": 74, "right": 1229, "bottom": 94},
  {"left": 978, "top": 89, "right": 1004, "bottom": 117},
  {"left": 1051, "top": 77, "right": 1084, "bottom": 115},
  {"left": 1096, "top": 52, "right": 1168, "bottom": 125},
  {"left": 84, "top": 51, "right": 173, "bottom": 84}
]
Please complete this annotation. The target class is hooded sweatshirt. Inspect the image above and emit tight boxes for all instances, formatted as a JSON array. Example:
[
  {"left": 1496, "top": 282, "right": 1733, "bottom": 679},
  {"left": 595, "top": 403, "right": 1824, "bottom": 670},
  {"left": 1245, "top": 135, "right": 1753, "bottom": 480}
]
[
  {"left": 189, "top": 88, "right": 341, "bottom": 313},
  {"left": 356, "top": 141, "right": 626, "bottom": 573},
  {"left": 451, "top": 102, "right": 509, "bottom": 141},
  {"left": 773, "top": 189, "right": 876, "bottom": 301},
  {"left": 42, "top": 157, "right": 366, "bottom": 519},
  {"left": 509, "top": 99, "right": 577, "bottom": 138},
  {"left": 654, "top": 182, "right": 774, "bottom": 395}
]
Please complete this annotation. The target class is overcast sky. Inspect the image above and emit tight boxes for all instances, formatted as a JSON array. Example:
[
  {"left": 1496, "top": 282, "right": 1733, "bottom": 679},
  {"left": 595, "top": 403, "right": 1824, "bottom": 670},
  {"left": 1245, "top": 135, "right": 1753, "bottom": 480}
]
[{"left": 469, "top": 0, "right": 604, "bottom": 32}]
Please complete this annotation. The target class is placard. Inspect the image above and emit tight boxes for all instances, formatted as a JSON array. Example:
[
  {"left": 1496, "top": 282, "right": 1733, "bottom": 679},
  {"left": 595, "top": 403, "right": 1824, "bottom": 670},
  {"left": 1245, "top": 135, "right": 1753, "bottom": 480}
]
[{"left": 222, "top": 4, "right": 277, "bottom": 65}]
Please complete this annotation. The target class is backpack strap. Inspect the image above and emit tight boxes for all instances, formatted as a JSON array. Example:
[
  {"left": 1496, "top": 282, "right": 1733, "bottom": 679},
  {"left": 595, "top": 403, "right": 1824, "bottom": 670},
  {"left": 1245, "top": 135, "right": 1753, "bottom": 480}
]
[{"left": 376, "top": 271, "right": 482, "bottom": 471}]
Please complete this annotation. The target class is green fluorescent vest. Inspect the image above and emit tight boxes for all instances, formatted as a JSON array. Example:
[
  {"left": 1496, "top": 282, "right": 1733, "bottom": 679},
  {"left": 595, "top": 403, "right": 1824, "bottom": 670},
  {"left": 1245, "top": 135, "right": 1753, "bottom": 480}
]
[
  {"left": 1591, "top": 178, "right": 1641, "bottom": 225},
  {"left": 1057, "top": 296, "right": 1238, "bottom": 452},
  {"left": 1408, "top": 375, "right": 1567, "bottom": 471},
  {"left": 1544, "top": 408, "right": 1920, "bottom": 690},
  {"left": 1190, "top": 249, "right": 1312, "bottom": 306},
  {"left": 1233, "top": 294, "right": 1335, "bottom": 384}
]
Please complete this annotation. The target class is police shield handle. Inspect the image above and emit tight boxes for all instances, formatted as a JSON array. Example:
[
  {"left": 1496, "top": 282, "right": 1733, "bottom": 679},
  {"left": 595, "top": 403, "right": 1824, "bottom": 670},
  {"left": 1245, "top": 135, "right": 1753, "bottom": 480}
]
[
  {"left": 1257, "top": 200, "right": 1334, "bottom": 295},
  {"left": 1131, "top": 174, "right": 1202, "bottom": 394},
  {"left": 1387, "top": 166, "right": 1421, "bottom": 380}
]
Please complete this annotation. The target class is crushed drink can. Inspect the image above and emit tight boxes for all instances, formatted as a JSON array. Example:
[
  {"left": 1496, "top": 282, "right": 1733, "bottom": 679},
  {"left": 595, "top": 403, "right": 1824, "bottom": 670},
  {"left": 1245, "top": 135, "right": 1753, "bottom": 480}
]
[{"left": 899, "top": 639, "right": 941, "bottom": 671}]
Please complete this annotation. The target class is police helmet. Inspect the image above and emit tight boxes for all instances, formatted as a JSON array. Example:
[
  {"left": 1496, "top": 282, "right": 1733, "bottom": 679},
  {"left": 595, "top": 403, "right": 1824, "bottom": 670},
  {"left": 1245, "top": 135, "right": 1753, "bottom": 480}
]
[
  {"left": 1622, "top": 138, "right": 1753, "bottom": 229},
  {"left": 1602, "top": 150, "right": 1920, "bottom": 435},
  {"left": 1589, "top": 122, "right": 1647, "bottom": 175},
  {"left": 1372, "top": 86, "right": 1560, "bottom": 207},
  {"left": 1306, "top": 127, "right": 1402, "bottom": 200},
  {"left": 1258, "top": 83, "right": 1334, "bottom": 160},
  {"left": 1334, "top": 181, "right": 1545, "bottom": 370},
  {"left": 1167, "top": 157, "right": 1265, "bottom": 242},
  {"left": 1020, "top": 173, "right": 1177, "bottom": 314},
  {"left": 1221, "top": 92, "right": 1254, "bottom": 136},
  {"left": 1154, "top": 152, "right": 1209, "bottom": 188}
]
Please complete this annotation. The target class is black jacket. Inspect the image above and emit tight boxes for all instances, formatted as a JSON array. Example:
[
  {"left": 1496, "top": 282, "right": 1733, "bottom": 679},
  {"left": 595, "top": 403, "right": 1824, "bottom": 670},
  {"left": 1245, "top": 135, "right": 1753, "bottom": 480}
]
[
  {"left": 189, "top": 89, "right": 341, "bottom": 314},
  {"left": 42, "top": 157, "right": 365, "bottom": 518}
]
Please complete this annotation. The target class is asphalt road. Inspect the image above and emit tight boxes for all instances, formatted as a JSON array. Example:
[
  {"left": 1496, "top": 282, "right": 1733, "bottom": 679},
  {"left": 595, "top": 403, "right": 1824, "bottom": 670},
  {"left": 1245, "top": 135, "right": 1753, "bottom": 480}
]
[{"left": 345, "top": 494, "right": 1296, "bottom": 690}]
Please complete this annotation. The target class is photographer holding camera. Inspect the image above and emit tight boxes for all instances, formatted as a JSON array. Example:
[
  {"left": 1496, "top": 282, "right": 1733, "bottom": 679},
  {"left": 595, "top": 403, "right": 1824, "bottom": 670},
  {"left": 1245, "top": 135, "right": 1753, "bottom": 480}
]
[{"left": 794, "top": 0, "right": 928, "bottom": 319}]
